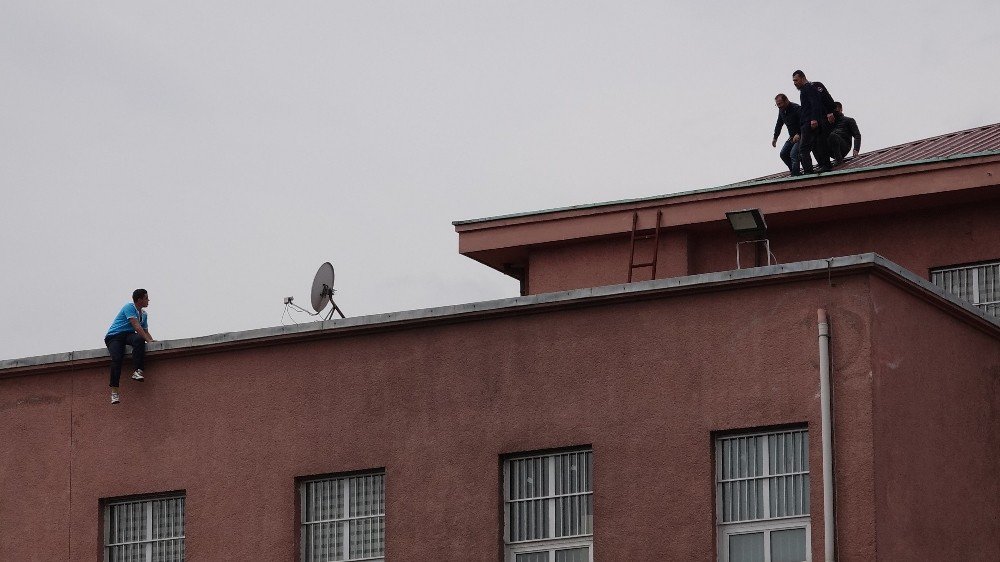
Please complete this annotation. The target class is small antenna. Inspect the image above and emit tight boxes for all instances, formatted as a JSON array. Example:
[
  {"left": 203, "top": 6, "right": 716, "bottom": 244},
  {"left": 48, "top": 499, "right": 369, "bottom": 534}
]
[{"left": 283, "top": 262, "right": 346, "bottom": 322}]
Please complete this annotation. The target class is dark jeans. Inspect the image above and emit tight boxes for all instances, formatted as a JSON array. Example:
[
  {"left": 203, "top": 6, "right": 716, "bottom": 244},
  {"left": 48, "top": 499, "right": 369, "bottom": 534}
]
[
  {"left": 105, "top": 332, "right": 146, "bottom": 387},
  {"left": 779, "top": 139, "right": 801, "bottom": 175},
  {"left": 799, "top": 122, "right": 831, "bottom": 172},
  {"left": 828, "top": 133, "right": 851, "bottom": 162}
]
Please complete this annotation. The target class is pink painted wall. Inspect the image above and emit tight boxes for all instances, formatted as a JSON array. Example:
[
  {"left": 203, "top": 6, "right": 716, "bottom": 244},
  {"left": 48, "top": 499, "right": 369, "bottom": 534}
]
[
  {"left": 528, "top": 232, "right": 689, "bottom": 292},
  {"left": 0, "top": 373, "right": 73, "bottom": 561},
  {"left": 527, "top": 199, "right": 1000, "bottom": 294},
  {"left": 868, "top": 276, "right": 1000, "bottom": 561},
  {"left": 1, "top": 274, "right": 892, "bottom": 561}
]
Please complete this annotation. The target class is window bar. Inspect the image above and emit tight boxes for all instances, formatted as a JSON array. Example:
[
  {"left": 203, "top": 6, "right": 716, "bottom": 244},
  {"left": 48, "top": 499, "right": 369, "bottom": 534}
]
[
  {"left": 343, "top": 477, "right": 351, "bottom": 561},
  {"left": 548, "top": 455, "right": 556, "bottom": 539},
  {"left": 761, "top": 435, "right": 770, "bottom": 519},
  {"left": 972, "top": 267, "right": 981, "bottom": 304}
]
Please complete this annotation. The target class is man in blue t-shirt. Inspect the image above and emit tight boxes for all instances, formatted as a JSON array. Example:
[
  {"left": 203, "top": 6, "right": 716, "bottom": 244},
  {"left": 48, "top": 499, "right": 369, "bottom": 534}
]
[{"left": 105, "top": 289, "right": 155, "bottom": 404}]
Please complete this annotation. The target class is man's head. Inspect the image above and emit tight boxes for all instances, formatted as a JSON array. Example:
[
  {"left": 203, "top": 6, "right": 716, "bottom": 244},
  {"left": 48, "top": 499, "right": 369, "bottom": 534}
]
[
  {"left": 792, "top": 70, "right": 807, "bottom": 90},
  {"left": 833, "top": 101, "right": 843, "bottom": 114},
  {"left": 775, "top": 93, "right": 790, "bottom": 109},
  {"left": 132, "top": 289, "right": 149, "bottom": 308}
]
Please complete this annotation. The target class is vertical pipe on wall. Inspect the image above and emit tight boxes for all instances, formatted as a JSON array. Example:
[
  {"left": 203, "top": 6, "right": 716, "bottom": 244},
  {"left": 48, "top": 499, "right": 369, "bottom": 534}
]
[{"left": 817, "top": 309, "right": 835, "bottom": 561}]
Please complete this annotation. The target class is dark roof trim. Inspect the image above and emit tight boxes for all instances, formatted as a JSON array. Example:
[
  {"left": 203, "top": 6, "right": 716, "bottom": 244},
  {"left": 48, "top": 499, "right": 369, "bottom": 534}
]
[{"left": 2, "top": 254, "right": 997, "bottom": 377}]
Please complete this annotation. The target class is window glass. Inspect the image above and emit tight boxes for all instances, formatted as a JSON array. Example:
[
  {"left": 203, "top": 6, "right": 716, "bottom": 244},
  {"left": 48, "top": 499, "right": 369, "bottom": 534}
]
[
  {"left": 931, "top": 261, "right": 1000, "bottom": 317},
  {"left": 717, "top": 428, "right": 810, "bottom": 562},
  {"left": 105, "top": 495, "right": 184, "bottom": 562},
  {"left": 555, "top": 546, "right": 590, "bottom": 562},
  {"left": 729, "top": 532, "right": 764, "bottom": 562},
  {"left": 302, "top": 472, "right": 384, "bottom": 562},
  {"left": 505, "top": 449, "right": 593, "bottom": 561},
  {"left": 770, "top": 527, "right": 807, "bottom": 562}
]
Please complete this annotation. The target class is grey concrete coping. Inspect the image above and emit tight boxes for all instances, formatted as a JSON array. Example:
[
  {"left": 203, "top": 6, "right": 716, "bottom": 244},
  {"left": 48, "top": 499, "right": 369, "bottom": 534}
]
[{"left": 2, "top": 253, "right": 996, "bottom": 372}]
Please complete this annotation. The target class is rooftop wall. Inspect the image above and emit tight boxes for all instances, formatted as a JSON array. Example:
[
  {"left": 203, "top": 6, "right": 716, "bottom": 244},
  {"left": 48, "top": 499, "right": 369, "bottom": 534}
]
[
  {"left": 868, "top": 275, "right": 1000, "bottom": 561},
  {"left": 2, "top": 269, "right": 885, "bottom": 561}
]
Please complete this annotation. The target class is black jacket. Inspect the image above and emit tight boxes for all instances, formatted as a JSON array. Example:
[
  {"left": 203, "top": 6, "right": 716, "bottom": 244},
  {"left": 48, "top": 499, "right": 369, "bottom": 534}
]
[
  {"left": 773, "top": 102, "right": 803, "bottom": 139},
  {"left": 831, "top": 114, "right": 862, "bottom": 152},
  {"left": 799, "top": 81, "right": 836, "bottom": 124}
]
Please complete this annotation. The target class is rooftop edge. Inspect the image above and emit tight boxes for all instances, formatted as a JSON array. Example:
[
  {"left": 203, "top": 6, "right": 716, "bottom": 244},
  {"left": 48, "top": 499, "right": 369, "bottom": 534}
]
[
  {"left": 452, "top": 150, "right": 1000, "bottom": 227},
  {"left": 3, "top": 253, "right": 997, "bottom": 374}
]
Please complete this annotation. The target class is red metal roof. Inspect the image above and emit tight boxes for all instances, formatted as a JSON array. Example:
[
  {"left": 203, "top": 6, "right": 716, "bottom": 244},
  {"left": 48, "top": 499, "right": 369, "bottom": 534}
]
[{"left": 752, "top": 122, "right": 1000, "bottom": 183}]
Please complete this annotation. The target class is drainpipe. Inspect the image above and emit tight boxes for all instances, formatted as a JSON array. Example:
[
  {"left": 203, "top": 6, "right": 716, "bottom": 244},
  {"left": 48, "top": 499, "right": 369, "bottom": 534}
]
[{"left": 817, "top": 309, "right": 835, "bottom": 561}]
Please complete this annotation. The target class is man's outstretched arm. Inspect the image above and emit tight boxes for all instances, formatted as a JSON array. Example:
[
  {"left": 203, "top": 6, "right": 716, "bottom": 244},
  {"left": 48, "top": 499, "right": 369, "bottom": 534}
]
[{"left": 129, "top": 317, "right": 155, "bottom": 343}]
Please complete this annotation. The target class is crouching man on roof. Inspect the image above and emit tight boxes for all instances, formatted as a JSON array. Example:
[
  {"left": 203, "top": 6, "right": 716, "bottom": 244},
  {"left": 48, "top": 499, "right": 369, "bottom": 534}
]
[
  {"left": 105, "top": 289, "right": 155, "bottom": 404},
  {"left": 828, "top": 101, "right": 862, "bottom": 166}
]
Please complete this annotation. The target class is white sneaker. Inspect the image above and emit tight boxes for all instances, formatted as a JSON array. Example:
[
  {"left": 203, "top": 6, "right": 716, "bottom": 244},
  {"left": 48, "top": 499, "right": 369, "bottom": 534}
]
[
  {"left": 131, "top": 369, "right": 144, "bottom": 382},
  {"left": 111, "top": 392, "right": 120, "bottom": 404}
]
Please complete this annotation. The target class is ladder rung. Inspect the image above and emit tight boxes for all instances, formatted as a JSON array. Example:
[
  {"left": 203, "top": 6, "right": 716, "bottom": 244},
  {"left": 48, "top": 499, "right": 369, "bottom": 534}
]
[{"left": 630, "top": 262, "right": 654, "bottom": 269}]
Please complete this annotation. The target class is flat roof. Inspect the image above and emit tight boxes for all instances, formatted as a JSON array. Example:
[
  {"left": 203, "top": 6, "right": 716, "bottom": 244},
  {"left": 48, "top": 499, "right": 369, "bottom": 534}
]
[{"left": 2, "top": 254, "right": 997, "bottom": 376}]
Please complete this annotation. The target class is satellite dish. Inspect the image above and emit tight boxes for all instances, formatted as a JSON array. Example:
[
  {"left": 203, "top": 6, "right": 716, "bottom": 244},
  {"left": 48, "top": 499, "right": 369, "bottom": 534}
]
[
  {"left": 309, "top": 262, "right": 345, "bottom": 320},
  {"left": 311, "top": 262, "right": 335, "bottom": 312}
]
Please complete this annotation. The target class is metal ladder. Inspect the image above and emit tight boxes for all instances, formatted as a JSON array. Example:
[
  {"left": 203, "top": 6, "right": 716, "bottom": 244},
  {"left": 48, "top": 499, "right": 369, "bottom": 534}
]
[{"left": 627, "top": 210, "right": 663, "bottom": 282}]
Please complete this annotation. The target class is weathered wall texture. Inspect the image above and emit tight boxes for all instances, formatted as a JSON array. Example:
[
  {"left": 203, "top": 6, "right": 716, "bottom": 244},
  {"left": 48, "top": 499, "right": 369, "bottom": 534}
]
[
  {"left": 0, "top": 275, "right": 884, "bottom": 561},
  {"left": 526, "top": 199, "right": 1000, "bottom": 294},
  {"left": 528, "top": 232, "right": 689, "bottom": 293},
  {"left": 868, "top": 276, "right": 1000, "bottom": 561}
]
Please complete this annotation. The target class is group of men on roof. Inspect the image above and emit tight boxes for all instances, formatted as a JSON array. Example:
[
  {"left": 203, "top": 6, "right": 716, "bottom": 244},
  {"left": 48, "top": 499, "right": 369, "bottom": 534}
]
[{"left": 772, "top": 70, "right": 862, "bottom": 176}]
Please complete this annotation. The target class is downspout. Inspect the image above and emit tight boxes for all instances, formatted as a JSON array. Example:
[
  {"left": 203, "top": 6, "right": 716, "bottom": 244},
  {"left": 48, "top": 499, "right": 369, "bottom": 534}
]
[{"left": 817, "top": 309, "right": 835, "bottom": 561}]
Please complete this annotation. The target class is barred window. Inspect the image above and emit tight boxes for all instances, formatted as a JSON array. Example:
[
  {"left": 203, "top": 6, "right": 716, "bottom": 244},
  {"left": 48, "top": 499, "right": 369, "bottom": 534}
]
[
  {"left": 931, "top": 260, "right": 1000, "bottom": 317},
  {"left": 504, "top": 449, "right": 593, "bottom": 562},
  {"left": 300, "top": 471, "right": 385, "bottom": 562},
  {"left": 716, "top": 429, "right": 810, "bottom": 562},
  {"left": 103, "top": 494, "right": 185, "bottom": 562}
]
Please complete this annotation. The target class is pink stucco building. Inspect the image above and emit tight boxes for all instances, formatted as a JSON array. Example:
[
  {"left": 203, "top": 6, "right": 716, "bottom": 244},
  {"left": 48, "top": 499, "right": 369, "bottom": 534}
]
[{"left": 2, "top": 124, "right": 999, "bottom": 561}]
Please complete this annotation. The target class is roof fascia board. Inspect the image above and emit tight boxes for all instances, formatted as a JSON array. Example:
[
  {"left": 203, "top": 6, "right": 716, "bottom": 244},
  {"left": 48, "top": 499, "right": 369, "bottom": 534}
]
[
  {"left": 3, "top": 254, "right": 997, "bottom": 378},
  {"left": 454, "top": 151, "right": 1000, "bottom": 230},
  {"left": 456, "top": 157, "right": 1000, "bottom": 255}
]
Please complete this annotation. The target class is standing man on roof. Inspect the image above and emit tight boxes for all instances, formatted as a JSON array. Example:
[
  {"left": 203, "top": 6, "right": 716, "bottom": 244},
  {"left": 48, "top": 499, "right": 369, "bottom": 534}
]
[
  {"left": 105, "top": 289, "right": 155, "bottom": 404},
  {"left": 772, "top": 93, "right": 803, "bottom": 176},
  {"left": 792, "top": 69, "right": 837, "bottom": 173},
  {"left": 828, "top": 101, "right": 862, "bottom": 165}
]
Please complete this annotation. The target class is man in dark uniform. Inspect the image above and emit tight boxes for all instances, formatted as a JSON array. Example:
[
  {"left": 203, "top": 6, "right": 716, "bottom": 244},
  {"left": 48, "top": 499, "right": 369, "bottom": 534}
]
[
  {"left": 828, "top": 101, "right": 862, "bottom": 165},
  {"left": 772, "top": 93, "right": 803, "bottom": 176},
  {"left": 792, "top": 70, "right": 836, "bottom": 173}
]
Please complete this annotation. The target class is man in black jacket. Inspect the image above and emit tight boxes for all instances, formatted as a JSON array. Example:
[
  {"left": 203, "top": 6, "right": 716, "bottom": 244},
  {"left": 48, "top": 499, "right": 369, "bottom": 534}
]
[
  {"left": 792, "top": 70, "right": 836, "bottom": 173},
  {"left": 828, "top": 101, "right": 862, "bottom": 165},
  {"left": 772, "top": 94, "right": 803, "bottom": 176}
]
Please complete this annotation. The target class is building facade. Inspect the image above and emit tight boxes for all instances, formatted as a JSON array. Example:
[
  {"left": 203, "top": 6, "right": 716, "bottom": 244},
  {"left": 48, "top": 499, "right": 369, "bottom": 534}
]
[{"left": 2, "top": 124, "right": 999, "bottom": 561}]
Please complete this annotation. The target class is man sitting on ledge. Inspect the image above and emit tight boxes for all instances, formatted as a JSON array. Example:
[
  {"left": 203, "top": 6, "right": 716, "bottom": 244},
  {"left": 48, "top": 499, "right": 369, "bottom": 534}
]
[{"left": 104, "top": 288, "right": 155, "bottom": 404}]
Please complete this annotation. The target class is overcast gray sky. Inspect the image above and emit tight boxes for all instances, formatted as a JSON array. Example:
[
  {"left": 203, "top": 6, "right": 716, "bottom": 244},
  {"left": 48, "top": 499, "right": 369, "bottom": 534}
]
[{"left": 3, "top": 1, "right": 999, "bottom": 360}]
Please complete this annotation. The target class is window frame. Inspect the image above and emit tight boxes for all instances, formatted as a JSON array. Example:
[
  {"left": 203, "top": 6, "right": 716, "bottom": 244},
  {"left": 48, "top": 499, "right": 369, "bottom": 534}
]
[
  {"left": 298, "top": 469, "right": 386, "bottom": 562},
  {"left": 102, "top": 492, "right": 186, "bottom": 562},
  {"left": 718, "top": 518, "right": 812, "bottom": 562},
  {"left": 715, "top": 428, "right": 811, "bottom": 562},
  {"left": 930, "top": 259, "right": 1000, "bottom": 317},
  {"left": 502, "top": 448, "right": 594, "bottom": 562}
]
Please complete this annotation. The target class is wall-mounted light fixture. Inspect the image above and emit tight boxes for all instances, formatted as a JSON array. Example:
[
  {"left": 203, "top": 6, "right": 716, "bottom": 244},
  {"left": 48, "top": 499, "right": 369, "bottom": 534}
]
[
  {"left": 726, "top": 208, "right": 774, "bottom": 268},
  {"left": 726, "top": 208, "right": 768, "bottom": 238}
]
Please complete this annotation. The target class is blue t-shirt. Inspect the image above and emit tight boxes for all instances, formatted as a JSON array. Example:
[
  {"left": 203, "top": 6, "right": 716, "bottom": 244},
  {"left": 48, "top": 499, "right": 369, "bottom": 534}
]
[{"left": 106, "top": 302, "right": 148, "bottom": 337}]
